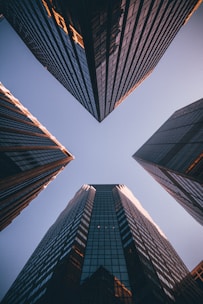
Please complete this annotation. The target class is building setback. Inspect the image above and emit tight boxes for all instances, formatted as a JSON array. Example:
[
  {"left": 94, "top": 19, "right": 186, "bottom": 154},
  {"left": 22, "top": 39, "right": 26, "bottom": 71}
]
[
  {"left": 2, "top": 184, "right": 202, "bottom": 303},
  {"left": 133, "top": 99, "right": 203, "bottom": 225},
  {"left": 0, "top": 83, "right": 74, "bottom": 230},
  {"left": 0, "top": 0, "right": 202, "bottom": 121}
]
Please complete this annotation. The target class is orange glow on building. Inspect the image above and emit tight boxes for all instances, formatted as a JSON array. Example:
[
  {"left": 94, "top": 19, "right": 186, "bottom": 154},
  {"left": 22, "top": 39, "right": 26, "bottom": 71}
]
[
  {"left": 186, "top": 153, "right": 203, "bottom": 174},
  {"left": 114, "top": 69, "right": 153, "bottom": 109},
  {"left": 184, "top": 0, "right": 203, "bottom": 24},
  {"left": 41, "top": 0, "right": 84, "bottom": 48}
]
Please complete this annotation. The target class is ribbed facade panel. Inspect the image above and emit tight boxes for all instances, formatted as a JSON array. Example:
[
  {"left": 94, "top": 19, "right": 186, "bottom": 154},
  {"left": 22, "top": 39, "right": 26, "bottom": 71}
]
[
  {"left": 0, "top": 83, "right": 74, "bottom": 230},
  {"left": 133, "top": 99, "right": 203, "bottom": 225},
  {"left": 0, "top": 0, "right": 201, "bottom": 121},
  {"left": 2, "top": 184, "right": 202, "bottom": 303}
]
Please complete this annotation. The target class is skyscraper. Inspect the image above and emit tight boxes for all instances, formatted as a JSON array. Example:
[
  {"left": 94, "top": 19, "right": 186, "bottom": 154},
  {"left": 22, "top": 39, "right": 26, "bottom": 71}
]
[
  {"left": 2, "top": 184, "right": 202, "bottom": 303},
  {"left": 0, "top": 0, "right": 201, "bottom": 121},
  {"left": 133, "top": 99, "right": 203, "bottom": 225},
  {"left": 0, "top": 83, "right": 74, "bottom": 230},
  {"left": 191, "top": 261, "right": 203, "bottom": 291}
]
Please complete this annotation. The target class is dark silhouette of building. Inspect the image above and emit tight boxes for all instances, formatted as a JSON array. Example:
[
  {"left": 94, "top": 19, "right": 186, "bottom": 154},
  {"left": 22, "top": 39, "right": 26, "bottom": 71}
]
[
  {"left": 0, "top": 83, "right": 74, "bottom": 230},
  {"left": 0, "top": 0, "right": 201, "bottom": 121},
  {"left": 2, "top": 184, "right": 202, "bottom": 303},
  {"left": 133, "top": 99, "right": 203, "bottom": 225},
  {"left": 191, "top": 261, "right": 203, "bottom": 291},
  {"left": 79, "top": 266, "right": 133, "bottom": 304}
]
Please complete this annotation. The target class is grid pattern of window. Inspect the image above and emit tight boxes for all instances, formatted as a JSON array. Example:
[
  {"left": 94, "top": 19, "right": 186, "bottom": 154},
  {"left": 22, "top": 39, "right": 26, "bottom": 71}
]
[
  {"left": 133, "top": 99, "right": 203, "bottom": 225},
  {"left": 2, "top": 185, "right": 94, "bottom": 304},
  {"left": 115, "top": 185, "right": 203, "bottom": 303},
  {"left": 1, "top": 0, "right": 200, "bottom": 121},
  {"left": 0, "top": 0, "right": 98, "bottom": 120},
  {"left": 81, "top": 185, "right": 131, "bottom": 291},
  {"left": 5, "top": 149, "right": 67, "bottom": 171},
  {"left": 191, "top": 261, "right": 203, "bottom": 291},
  {"left": 1, "top": 164, "right": 63, "bottom": 204},
  {"left": 2, "top": 185, "right": 202, "bottom": 303},
  {"left": 0, "top": 83, "right": 73, "bottom": 230}
]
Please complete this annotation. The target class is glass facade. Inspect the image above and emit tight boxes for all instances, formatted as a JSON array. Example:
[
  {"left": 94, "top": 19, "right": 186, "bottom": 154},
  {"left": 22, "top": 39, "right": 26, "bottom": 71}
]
[
  {"left": 2, "top": 184, "right": 202, "bottom": 304},
  {"left": 0, "top": 0, "right": 201, "bottom": 121},
  {"left": 133, "top": 99, "right": 203, "bottom": 225},
  {"left": 81, "top": 185, "right": 131, "bottom": 290},
  {"left": 0, "top": 83, "right": 74, "bottom": 230}
]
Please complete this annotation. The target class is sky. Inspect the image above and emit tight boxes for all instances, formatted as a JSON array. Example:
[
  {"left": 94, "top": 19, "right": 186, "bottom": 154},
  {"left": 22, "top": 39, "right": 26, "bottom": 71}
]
[{"left": 0, "top": 4, "right": 203, "bottom": 300}]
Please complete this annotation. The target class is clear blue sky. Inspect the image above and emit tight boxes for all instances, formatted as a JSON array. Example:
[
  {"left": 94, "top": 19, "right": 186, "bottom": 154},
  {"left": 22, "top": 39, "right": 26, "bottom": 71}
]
[{"left": 0, "top": 4, "right": 203, "bottom": 300}]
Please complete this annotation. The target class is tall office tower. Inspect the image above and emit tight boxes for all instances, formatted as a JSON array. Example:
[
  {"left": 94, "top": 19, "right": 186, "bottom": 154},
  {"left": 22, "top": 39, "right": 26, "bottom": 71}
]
[
  {"left": 0, "top": 1, "right": 201, "bottom": 121},
  {"left": 191, "top": 261, "right": 203, "bottom": 291},
  {"left": 0, "top": 83, "right": 74, "bottom": 230},
  {"left": 133, "top": 99, "right": 203, "bottom": 225},
  {"left": 2, "top": 184, "right": 202, "bottom": 304}
]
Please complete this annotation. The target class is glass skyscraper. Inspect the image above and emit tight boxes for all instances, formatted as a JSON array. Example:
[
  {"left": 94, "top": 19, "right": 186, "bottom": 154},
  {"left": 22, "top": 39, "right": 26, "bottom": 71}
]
[
  {"left": 133, "top": 99, "right": 203, "bottom": 225},
  {"left": 0, "top": 0, "right": 201, "bottom": 121},
  {"left": 0, "top": 83, "right": 74, "bottom": 230},
  {"left": 2, "top": 184, "right": 202, "bottom": 303}
]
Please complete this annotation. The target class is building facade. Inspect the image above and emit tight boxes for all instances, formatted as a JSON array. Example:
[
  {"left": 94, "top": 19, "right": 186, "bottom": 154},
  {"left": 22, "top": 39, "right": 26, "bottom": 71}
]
[
  {"left": 191, "top": 261, "right": 203, "bottom": 291},
  {"left": 133, "top": 99, "right": 203, "bottom": 225},
  {"left": 0, "top": 0, "right": 201, "bottom": 121},
  {"left": 2, "top": 184, "right": 202, "bottom": 303},
  {"left": 0, "top": 83, "right": 74, "bottom": 230}
]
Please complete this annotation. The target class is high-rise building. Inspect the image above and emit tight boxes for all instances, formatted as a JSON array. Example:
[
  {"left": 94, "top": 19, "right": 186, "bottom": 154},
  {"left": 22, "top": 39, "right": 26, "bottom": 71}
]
[
  {"left": 0, "top": 0, "right": 201, "bottom": 121},
  {"left": 133, "top": 99, "right": 203, "bottom": 225},
  {"left": 191, "top": 261, "right": 203, "bottom": 291},
  {"left": 0, "top": 83, "right": 74, "bottom": 230},
  {"left": 2, "top": 184, "right": 202, "bottom": 303}
]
